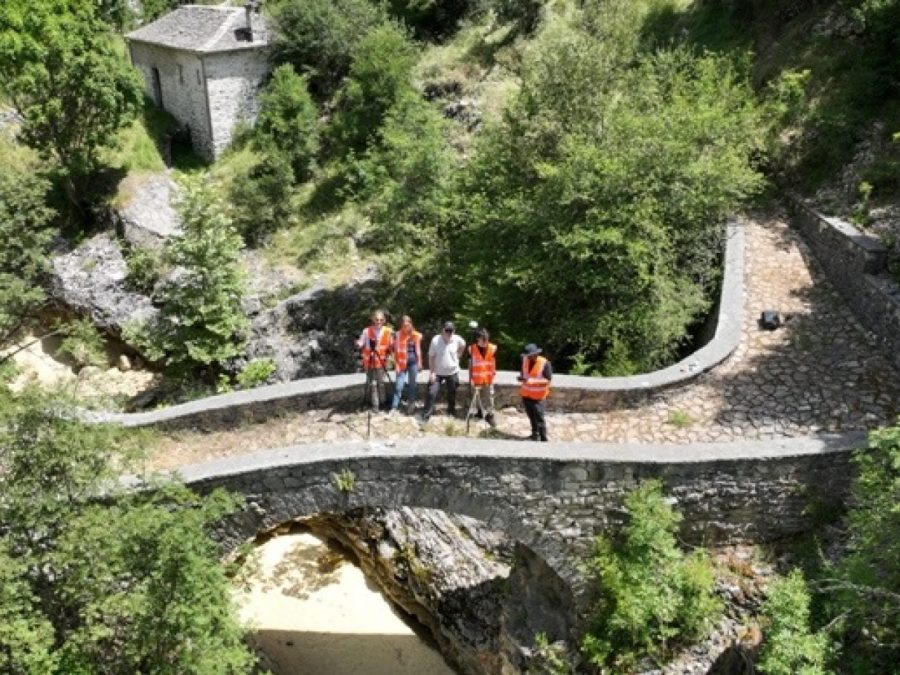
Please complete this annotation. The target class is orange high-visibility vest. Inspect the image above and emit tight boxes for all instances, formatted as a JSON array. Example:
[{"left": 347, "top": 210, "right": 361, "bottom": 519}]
[
  {"left": 520, "top": 356, "right": 550, "bottom": 400},
  {"left": 468, "top": 342, "right": 497, "bottom": 386},
  {"left": 394, "top": 330, "right": 422, "bottom": 372},
  {"left": 362, "top": 326, "right": 392, "bottom": 370}
]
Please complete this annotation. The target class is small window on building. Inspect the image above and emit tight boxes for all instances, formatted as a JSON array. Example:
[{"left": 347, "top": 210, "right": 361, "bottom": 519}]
[
  {"left": 196, "top": 69, "right": 201, "bottom": 85},
  {"left": 178, "top": 64, "right": 184, "bottom": 85}
]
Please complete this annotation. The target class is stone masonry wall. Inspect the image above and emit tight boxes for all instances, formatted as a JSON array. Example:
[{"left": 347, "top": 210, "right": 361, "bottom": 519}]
[
  {"left": 179, "top": 433, "right": 861, "bottom": 612},
  {"left": 129, "top": 42, "right": 212, "bottom": 157},
  {"left": 204, "top": 49, "right": 270, "bottom": 158},
  {"left": 789, "top": 198, "right": 900, "bottom": 369}
]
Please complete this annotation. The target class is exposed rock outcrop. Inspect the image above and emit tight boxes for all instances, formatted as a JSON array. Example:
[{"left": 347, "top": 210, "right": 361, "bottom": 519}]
[
  {"left": 241, "top": 269, "right": 381, "bottom": 381},
  {"left": 306, "top": 508, "right": 515, "bottom": 675},
  {"left": 49, "top": 232, "right": 158, "bottom": 335},
  {"left": 109, "top": 172, "right": 182, "bottom": 250}
]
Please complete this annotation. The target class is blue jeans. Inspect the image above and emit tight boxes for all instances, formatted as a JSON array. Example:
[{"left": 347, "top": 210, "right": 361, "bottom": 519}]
[{"left": 392, "top": 363, "right": 418, "bottom": 410}]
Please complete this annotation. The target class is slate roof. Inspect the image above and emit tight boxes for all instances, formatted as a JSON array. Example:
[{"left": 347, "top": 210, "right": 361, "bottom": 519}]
[{"left": 126, "top": 5, "right": 268, "bottom": 53}]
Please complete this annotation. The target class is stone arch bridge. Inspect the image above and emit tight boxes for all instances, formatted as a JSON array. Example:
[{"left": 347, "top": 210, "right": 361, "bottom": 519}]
[{"left": 178, "top": 433, "right": 860, "bottom": 643}]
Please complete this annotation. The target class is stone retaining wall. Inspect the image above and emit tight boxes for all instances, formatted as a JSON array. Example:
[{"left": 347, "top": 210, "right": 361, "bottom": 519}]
[
  {"left": 97, "top": 220, "right": 744, "bottom": 431},
  {"left": 789, "top": 198, "right": 900, "bottom": 369}
]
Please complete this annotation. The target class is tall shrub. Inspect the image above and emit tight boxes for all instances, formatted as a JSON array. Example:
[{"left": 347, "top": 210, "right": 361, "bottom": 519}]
[
  {"left": 128, "top": 176, "right": 249, "bottom": 376},
  {"left": 581, "top": 480, "right": 721, "bottom": 671}
]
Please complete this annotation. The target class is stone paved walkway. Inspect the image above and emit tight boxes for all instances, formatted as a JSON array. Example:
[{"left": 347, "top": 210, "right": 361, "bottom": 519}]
[{"left": 149, "top": 213, "right": 900, "bottom": 470}]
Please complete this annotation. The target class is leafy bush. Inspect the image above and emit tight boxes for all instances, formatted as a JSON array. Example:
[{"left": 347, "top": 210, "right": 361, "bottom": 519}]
[
  {"left": 128, "top": 176, "right": 249, "bottom": 377},
  {"left": 255, "top": 64, "right": 320, "bottom": 182},
  {"left": 0, "top": 0, "right": 143, "bottom": 213},
  {"left": 330, "top": 22, "right": 419, "bottom": 154},
  {"left": 268, "top": 0, "right": 386, "bottom": 96},
  {"left": 57, "top": 317, "right": 106, "bottom": 369},
  {"left": 818, "top": 421, "right": 900, "bottom": 672},
  {"left": 236, "top": 358, "right": 277, "bottom": 389},
  {"left": 383, "top": 0, "right": 475, "bottom": 39},
  {"left": 0, "top": 166, "right": 55, "bottom": 351},
  {"left": 757, "top": 570, "right": 828, "bottom": 675},
  {"left": 0, "top": 388, "right": 257, "bottom": 674},
  {"left": 346, "top": 94, "right": 452, "bottom": 249},
  {"left": 125, "top": 245, "right": 164, "bottom": 294},
  {"left": 581, "top": 480, "right": 721, "bottom": 671},
  {"left": 230, "top": 152, "right": 296, "bottom": 245}
]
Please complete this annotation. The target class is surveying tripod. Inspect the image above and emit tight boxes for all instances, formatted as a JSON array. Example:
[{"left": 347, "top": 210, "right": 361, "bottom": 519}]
[
  {"left": 361, "top": 345, "right": 393, "bottom": 439},
  {"left": 464, "top": 383, "right": 495, "bottom": 435}
]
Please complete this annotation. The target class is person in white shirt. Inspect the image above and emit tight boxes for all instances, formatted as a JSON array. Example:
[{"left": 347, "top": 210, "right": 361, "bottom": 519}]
[{"left": 422, "top": 321, "right": 466, "bottom": 421}]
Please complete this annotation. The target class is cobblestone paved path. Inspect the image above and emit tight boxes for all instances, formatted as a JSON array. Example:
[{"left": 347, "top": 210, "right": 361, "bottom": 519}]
[{"left": 149, "top": 213, "right": 900, "bottom": 470}]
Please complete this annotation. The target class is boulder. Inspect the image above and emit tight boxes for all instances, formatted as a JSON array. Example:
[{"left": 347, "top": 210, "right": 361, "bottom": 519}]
[
  {"left": 49, "top": 232, "right": 158, "bottom": 335},
  {"left": 110, "top": 172, "right": 182, "bottom": 250},
  {"left": 242, "top": 267, "right": 381, "bottom": 382}
]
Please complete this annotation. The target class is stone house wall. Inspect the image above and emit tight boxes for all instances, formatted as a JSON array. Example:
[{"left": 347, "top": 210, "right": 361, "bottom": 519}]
[
  {"left": 128, "top": 42, "right": 212, "bottom": 157},
  {"left": 204, "top": 49, "right": 270, "bottom": 158}
]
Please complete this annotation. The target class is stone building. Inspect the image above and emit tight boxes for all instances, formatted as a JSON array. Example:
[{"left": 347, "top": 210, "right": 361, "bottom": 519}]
[{"left": 126, "top": 3, "right": 270, "bottom": 161}]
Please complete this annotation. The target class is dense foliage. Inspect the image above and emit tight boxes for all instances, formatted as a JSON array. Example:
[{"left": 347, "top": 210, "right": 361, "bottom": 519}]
[
  {"left": 255, "top": 64, "right": 320, "bottom": 183},
  {"left": 444, "top": 20, "right": 763, "bottom": 373},
  {"left": 330, "top": 22, "right": 420, "bottom": 154},
  {"left": 0, "top": 388, "right": 256, "bottom": 674},
  {"left": 0, "top": 0, "right": 142, "bottom": 212},
  {"left": 757, "top": 570, "right": 828, "bottom": 675},
  {"left": 0, "top": 166, "right": 55, "bottom": 353},
  {"left": 127, "top": 177, "right": 249, "bottom": 376},
  {"left": 268, "top": 0, "right": 386, "bottom": 96},
  {"left": 581, "top": 480, "right": 721, "bottom": 671},
  {"left": 817, "top": 421, "right": 900, "bottom": 672}
]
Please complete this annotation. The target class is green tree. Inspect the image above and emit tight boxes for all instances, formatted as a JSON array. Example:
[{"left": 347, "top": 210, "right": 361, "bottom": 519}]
[
  {"left": 0, "top": 0, "right": 143, "bottom": 214},
  {"left": 331, "top": 22, "right": 419, "bottom": 154},
  {"left": 255, "top": 64, "right": 320, "bottom": 182},
  {"left": 757, "top": 570, "right": 828, "bottom": 675},
  {"left": 0, "top": 166, "right": 55, "bottom": 356},
  {"left": 581, "top": 480, "right": 721, "bottom": 671},
  {"left": 230, "top": 152, "right": 296, "bottom": 245},
  {"left": 268, "top": 0, "right": 386, "bottom": 96},
  {"left": 129, "top": 176, "right": 249, "bottom": 376},
  {"left": 819, "top": 421, "right": 900, "bottom": 672},
  {"left": 0, "top": 387, "right": 256, "bottom": 673},
  {"left": 452, "top": 22, "right": 762, "bottom": 373},
  {"left": 347, "top": 94, "right": 452, "bottom": 249}
]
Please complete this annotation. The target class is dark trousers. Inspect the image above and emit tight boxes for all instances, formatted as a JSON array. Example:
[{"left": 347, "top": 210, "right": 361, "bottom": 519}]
[
  {"left": 423, "top": 373, "right": 458, "bottom": 418},
  {"left": 523, "top": 397, "right": 547, "bottom": 441}
]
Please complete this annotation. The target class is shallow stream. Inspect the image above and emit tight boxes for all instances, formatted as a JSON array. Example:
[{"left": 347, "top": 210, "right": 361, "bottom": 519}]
[{"left": 234, "top": 532, "right": 457, "bottom": 675}]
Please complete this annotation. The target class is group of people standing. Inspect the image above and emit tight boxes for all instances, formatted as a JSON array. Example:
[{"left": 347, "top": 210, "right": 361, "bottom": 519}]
[{"left": 356, "top": 309, "right": 552, "bottom": 441}]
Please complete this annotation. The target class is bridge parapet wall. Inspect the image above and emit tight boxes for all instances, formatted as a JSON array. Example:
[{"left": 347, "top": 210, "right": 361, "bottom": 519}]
[
  {"left": 95, "top": 221, "right": 743, "bottom": 431},
  {"left": 789, "top": 197, "right": 900, "bottom": 369}
]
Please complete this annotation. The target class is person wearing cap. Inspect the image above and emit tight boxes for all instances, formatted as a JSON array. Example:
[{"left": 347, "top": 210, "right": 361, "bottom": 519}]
[
  {"left": 519, "top": 343, "right": 552, "bottom": 441},
  {"left": 422, "top": 321, "right": 466, "bottom": 421},
  {"left": 356, "top": 309, "right": 393, "bottom": 411},
  {"left": 467, "top": 327, "right": 497, "bottom": 428}
]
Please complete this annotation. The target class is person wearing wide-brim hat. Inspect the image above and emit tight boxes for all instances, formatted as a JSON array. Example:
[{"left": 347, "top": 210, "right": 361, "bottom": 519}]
[{"left": 518, "top": 343, "right": 552, "bottom": 441}]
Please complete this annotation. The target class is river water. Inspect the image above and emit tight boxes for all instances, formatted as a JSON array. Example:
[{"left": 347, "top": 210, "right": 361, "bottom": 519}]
[{"left": 234, "top": 532, "right": 457, "bottom": 675}]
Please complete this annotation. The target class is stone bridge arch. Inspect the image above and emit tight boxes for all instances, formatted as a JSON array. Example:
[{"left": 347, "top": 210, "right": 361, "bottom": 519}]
[{"left": 176, "top": 433, "right": 860, "bottom": 648}]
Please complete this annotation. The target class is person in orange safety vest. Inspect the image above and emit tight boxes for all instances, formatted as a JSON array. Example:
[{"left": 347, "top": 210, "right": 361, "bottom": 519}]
[
  {"left": 356, "top": 309, "right": 393, "bottom": 411},
  {"left": 467, "top": 327, "right": 497, "bottom": 428},
  {"left": 518, "top": 343, "right": 552, "bottom": 441},
  {"left": 391, "top": 314, "right": 422, "bottom": 415}
]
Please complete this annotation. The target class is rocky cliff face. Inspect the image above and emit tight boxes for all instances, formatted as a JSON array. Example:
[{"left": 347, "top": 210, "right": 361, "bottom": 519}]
[{"left": 305, "top": 508, "right": 517, "bottom": 675}]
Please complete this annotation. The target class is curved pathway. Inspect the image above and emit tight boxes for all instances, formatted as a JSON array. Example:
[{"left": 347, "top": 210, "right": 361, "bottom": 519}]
[{"left": 149, "top": 213, "right": 899, "bottom": 470}]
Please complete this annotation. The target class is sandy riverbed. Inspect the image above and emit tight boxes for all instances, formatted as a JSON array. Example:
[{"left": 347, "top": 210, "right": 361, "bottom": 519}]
[{"left": 234, "top": 532, "right": 456, "bottom": 675}]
